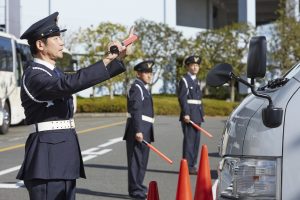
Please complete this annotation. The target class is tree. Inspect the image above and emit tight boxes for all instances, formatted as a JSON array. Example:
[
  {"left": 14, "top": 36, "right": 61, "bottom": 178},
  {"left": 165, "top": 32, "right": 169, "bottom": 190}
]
[
  {"left": 270, "top": 0, "right": 300, "bottom": 72},
  {"left": 134, "top": 19, "right": 184, "bottom": 93},
  {"left": 193, "top": 23, "right": 253, "bottom": 101},
  {"left": 73, "top": 23, "right": 127, "bottom": 98}
]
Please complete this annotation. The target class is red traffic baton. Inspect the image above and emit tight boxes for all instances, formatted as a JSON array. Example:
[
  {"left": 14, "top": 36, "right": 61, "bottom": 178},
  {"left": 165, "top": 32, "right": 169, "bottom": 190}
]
[
  {"left": 109, "top": 34, "right": 138, "bottom": 54},
  {"left": 122, "top": 34, "right": 138, "bottom": 46},
  {"left": 190, "top": 120, "right": 213, "bottom": 138},
  {"left": 142, "top": 140, "right": 173, "bottom": 165}
]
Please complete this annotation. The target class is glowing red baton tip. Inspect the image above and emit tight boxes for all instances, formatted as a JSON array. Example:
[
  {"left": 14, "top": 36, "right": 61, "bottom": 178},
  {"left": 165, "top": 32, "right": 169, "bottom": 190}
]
[
  {"left": 190, "top": 120, "right": 213, "bottom": 138},
  {"left": 122, "top": 34, "right": 138, "bottom": 46},
  {"left": 142, "top": 140, "right": 173, "bottom": 164}
]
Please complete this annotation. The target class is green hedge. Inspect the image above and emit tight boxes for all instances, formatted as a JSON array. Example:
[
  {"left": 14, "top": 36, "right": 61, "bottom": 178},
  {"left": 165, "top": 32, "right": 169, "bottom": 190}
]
[{"left": 77, "top": 95, "right": 239, "bottom": 116}]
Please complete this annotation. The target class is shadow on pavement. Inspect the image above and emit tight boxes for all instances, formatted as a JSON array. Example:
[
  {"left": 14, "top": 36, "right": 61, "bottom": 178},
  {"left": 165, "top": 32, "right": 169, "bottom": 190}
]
[
  {"left": 208, "top": 152, "right": 221, "bottom": 158},
  {"left": 84, "top": 164, "right": 179, "bottom": 174},
  {"left": 77, "top": 188, "right": 131, "bottom": 199}
]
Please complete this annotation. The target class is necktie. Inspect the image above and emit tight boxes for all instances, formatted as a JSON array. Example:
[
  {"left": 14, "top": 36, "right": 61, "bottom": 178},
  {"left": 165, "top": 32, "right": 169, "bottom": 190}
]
[
  {"left": 53, "top": 68, "right": 74, "bottom": 117},
  {"left": 54, "top": 68, "right": 61, "bottom": 77}
]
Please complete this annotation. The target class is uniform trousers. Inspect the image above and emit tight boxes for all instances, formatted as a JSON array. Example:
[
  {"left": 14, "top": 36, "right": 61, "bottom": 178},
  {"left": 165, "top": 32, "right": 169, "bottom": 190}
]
[
  {"left": 126, "top": 140, "right": 150, "bottom": 196},
  {"left": 181, "top": 122, "right": 201, "bottom": 170},
  {"left": 24, "top": 179, "right": 76, "bottom": 200}
]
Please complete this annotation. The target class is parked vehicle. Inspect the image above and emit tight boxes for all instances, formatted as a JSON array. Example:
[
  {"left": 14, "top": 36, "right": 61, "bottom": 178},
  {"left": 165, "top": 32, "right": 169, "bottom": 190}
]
[
  {"left": 0, "top": 31, "right": 77, "bottom": 134},
  {"left": 207, "top": 36, "right": 300, "bottom": 199}
]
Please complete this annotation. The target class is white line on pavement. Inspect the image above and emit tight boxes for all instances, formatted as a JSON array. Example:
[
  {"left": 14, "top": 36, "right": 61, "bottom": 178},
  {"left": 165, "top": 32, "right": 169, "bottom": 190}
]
[
  {"left": 8, "top": 137, "right": 24, "bottom": 142},
  {"left": 82, "top": 155, "right": 98, "bottom": 162},
  {"left": 212, "top": 179, "right": 219, "bottom": 200},
  {"left": 0, "top": 165, "right": 21, "bottom": 176},
  {"left": 0, "top": 137, "right": 121, "bottom": 189},
  {"left": 0, "top": 181, "right": 24, "bottom": 188},
  {"left": 82, "top": 149, "right": 112, "bottom": 156},
  {"left": 98, "top": 137, "right": 123, "bottom": 148},
  {"left": 81, "top": 147, "right": 100, "bottom": 155}
]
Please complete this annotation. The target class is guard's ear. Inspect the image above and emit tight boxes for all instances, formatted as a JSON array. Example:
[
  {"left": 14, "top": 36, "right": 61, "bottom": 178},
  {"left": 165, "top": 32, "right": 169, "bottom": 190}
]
[{"left": 36, "top": 39, "right": 46, "bottom": 51}]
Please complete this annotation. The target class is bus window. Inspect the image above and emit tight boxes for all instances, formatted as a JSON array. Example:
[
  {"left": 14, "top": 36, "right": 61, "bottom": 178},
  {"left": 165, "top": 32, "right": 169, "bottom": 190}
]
[
  {"left": 16, "top": 42, "right": 32, "bottom": 86},
  {"left": 0, "top": 36, "right": 13, "bottom": 72}
]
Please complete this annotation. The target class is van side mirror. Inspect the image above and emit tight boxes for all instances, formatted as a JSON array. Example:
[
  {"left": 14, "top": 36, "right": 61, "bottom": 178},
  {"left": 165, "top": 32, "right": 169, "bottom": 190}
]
[
  {"left": 206, "top": 63, "right": 233, "bottom": 87},
  {"left": 247, "top": 36, "right": 267, "bottom": 79},
  {"left": 206, "top": 36, "right": 282, "bottom": 128},
  {"left": 262, "top": 106, "right": 283, "bottom": 128}
]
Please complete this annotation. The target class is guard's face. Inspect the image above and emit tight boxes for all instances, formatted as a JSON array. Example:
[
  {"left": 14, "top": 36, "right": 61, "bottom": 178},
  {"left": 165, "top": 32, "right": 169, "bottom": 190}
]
[
  {"left": 187, "top": 63, "right": 200, "bottom": 75},
  {"left": 137, "top": 71, "right": 153, "bottom": 84},
  {"left": 37, "top": 35, "right": 64, "bottom": 63}
]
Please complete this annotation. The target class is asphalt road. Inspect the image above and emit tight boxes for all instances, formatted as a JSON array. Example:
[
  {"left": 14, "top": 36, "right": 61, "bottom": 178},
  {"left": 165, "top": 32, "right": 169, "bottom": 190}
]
[{"left": 0, "top": 114, "right": 227, "bottom": 200}]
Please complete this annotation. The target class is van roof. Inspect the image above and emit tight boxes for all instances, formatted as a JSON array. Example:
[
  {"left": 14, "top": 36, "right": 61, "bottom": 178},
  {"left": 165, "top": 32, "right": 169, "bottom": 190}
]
[
  {"left": 0, "top": 31, "right": 17, "bottom": 40},
  {"left": 16, "top": 39, "right": 29, "bottom": 45},
  {"left": 0, "top": 32, "right": 72, "bottom": 55}
]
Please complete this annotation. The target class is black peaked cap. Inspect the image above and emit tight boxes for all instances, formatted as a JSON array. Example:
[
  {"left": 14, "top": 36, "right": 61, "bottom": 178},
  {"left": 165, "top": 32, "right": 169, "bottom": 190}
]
[
  {"left": 134, "top": 60, "right": 155, "bottom": 73},
  {"left": 184, "top": 55, "right": 201, "bottom": 66},
  {"left": 20, "top": 12, "right": 66, "bottom": 42}
]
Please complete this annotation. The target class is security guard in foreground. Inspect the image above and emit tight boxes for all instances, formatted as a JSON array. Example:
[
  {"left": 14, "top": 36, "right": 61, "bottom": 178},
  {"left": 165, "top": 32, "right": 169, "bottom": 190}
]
[
  {"left": 123, "top": 60, "right": 155, "bottom": 199},
  {"left": 16, "top": 12, "right": 132, "bottom": 200},
  {"left": 177, "top": 55, "right": 204, "bottom": 175}
]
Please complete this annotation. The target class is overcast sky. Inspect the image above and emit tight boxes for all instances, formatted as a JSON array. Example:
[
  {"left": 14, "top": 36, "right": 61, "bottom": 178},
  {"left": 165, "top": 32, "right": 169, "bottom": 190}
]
[{"left": 20, "top": 0, "right": 165, "bottom": 34}]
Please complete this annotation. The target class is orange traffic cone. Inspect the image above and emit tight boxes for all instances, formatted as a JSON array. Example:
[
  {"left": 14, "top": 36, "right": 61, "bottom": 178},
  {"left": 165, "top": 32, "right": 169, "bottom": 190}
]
[
  {"left": 176, "top": 159, "right": 193, "bottom": 200},
  {"left": 147, "top": 181, "right": 160, "bottom": 200},
  {"left": 194, "top": 145, "right": 213, "bottom": 200}
]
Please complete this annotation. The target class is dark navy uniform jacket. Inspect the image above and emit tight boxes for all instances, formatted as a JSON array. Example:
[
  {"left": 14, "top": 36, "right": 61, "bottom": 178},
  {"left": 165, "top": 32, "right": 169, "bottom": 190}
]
[
  {"left": 17, "top": 59, "right": 125, "bottom": 180},
  {"left": 123, "top": 79, "right": 154, "bottom": 143},
  {"left": 178, "top": 73, "right": 204, "bottom": 124}
]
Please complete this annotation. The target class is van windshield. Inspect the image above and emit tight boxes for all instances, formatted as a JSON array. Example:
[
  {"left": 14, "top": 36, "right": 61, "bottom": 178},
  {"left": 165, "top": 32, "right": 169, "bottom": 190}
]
[{"left": 283, "top": 62, "right": 300, "bottom": 79}]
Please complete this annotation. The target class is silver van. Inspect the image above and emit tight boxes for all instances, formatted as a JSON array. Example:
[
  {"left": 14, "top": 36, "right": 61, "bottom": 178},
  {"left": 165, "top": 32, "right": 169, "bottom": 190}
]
[{"left": 207, "top": 36, "right": 300, "bottom": 199}]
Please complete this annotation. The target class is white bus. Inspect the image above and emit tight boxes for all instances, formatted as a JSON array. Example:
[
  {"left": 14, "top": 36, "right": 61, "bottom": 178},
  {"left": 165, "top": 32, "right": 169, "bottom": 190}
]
[{"left": 0, "top": 31, "right": 77, "bottom": 134}]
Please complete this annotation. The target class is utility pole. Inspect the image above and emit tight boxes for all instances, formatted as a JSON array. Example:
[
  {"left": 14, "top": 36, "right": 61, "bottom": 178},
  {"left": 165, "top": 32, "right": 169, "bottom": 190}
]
[
  {"left": 48, "top": 0, "right": 51, "bottom": 15},
  {"left": 5, "top": 0, "right": 9, "bottom": 32},
  {"left": 163, "top": 0, "right": 166, "bottom": 24}
]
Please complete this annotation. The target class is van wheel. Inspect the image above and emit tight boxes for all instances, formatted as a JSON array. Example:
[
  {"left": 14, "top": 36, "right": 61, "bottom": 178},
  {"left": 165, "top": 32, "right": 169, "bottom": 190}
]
[{"left": 0, "top": 102, "right": 10, "bottom": 134}]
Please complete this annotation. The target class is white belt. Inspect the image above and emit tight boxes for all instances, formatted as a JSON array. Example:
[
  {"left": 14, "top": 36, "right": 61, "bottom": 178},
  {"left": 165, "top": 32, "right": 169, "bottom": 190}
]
[
  {"left": 31, "top": 119, "right": 75, "bottom": 132},
  {"left": 187, "top": 99, "right": 202, "bottom": 105},
  {"left": 127, "top": 113, "right": 155, "bottom": 124}
]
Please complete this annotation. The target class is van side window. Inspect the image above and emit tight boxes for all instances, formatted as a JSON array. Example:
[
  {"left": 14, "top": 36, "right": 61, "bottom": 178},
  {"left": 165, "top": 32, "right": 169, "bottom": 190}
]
[{"left": 0, "top": 36, "right": 13, "bottom": 72}]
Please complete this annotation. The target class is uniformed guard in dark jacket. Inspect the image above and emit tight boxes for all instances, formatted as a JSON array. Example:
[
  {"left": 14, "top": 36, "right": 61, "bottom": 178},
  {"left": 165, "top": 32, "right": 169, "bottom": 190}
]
[
  {"left": 177, "top": 55, "right": 204, "bottom": 175},
  {"left": 16, "top": 12, "right": 131, "bottom": 200},
  {"left": 123, "top": 60, "right": 155, "bottom": 199}
]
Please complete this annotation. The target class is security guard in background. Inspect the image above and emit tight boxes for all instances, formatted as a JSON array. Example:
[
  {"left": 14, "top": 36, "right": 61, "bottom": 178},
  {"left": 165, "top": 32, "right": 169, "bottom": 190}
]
[
  {"left": 177, "top": 55, "right": 204, "bottom": 175},
  {"left": 123, "top": 60, "right": 155, "bottom": 199},
  {"left": 16, "top": 12, "right": 132, "bottom": 200}
]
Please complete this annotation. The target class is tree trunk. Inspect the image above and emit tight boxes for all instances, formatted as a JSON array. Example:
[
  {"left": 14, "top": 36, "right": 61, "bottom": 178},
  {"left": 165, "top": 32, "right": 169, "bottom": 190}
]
[
  {"left": 109, "top": 84, "right": 114, "bottom": 99},
  {"left": 230, "top": 79, "right": 235, "bottom": 102},
  {"left": 91, "top": 86, "right": 96, "bottom": 98}
]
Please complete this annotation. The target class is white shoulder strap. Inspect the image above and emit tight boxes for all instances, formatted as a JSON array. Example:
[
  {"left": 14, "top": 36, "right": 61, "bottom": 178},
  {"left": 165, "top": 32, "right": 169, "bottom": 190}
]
[
  {"left": 22, "top": 68, "right": 54, "bottom": 107},
  {"left": 182, "top": 77, "right": 188, "bottom": 89},
  {"left": 135, "top": 84, "right": 144, "bottom": 101},
  {"left": 182, "top": 77, "right": 189, "bottom": 95}
]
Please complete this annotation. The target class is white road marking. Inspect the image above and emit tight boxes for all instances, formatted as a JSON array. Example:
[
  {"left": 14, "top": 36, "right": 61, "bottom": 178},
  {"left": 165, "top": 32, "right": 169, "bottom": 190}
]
[
  {"left": 98, "top": 137, "right": 123, "bottom": 148},
  {"left": 0, "top": 165, "right": 21, "bottom": 176},
  {"left": 0, "top": 181, "right": 24, "bottom": 188},
  {"left": 0, "top": 137, "right": 121, "bottom": 189},
  {"left": 81, "top": 147, "right": 100, "bottom": 154},
  {"left": 212, "top": 179, "right": 219, "bottom": 200},
  {"left": 82, "top": 149, "right": 112, "bottom": 156},
  {"left": 8, "top": 137, "right": 24, "bottom": 142},
  {"left": 82, "top": 155, "right": 98, "bottom": 162}
]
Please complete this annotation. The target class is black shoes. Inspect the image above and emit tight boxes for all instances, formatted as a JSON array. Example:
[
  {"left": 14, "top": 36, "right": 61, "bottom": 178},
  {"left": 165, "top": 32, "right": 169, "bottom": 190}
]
[
  {"left": 129, "top": 193, "right": 147, "bottom": 200},
  {"left": 189, "top": 167, "right": 198, "bottom": 175}
]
